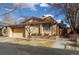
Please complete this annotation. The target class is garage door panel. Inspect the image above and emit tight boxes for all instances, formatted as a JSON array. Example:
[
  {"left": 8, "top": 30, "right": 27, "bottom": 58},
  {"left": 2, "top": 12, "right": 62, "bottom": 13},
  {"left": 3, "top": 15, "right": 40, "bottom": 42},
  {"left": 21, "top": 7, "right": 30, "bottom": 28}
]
[{"left": 13, "top": 28, "right": 24, "bottom": 38}]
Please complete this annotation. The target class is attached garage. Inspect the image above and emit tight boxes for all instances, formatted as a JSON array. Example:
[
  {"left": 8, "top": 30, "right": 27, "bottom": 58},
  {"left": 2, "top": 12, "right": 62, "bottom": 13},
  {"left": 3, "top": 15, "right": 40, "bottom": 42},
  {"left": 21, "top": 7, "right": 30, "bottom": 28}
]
[
  {"left": 12, "top": 28, "right": 25, "bottom": 38},
  {"left": 9, "top": 25, "right": 25, "bottom": 38}
]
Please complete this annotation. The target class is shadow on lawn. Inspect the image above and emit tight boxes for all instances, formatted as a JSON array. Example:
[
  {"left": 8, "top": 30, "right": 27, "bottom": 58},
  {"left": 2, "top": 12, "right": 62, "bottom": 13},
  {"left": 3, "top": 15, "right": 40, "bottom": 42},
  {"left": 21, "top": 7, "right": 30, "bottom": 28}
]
[{"left": 0, "top": 42, "right": 79, "bottom": 55}]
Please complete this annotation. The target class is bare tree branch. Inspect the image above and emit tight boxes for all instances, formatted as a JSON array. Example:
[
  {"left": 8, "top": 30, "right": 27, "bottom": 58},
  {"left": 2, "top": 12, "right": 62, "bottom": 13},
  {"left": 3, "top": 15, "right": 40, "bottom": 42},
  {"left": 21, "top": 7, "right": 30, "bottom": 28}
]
[{"left": 0, "top": 6, "right": 17, "bottom": 16}]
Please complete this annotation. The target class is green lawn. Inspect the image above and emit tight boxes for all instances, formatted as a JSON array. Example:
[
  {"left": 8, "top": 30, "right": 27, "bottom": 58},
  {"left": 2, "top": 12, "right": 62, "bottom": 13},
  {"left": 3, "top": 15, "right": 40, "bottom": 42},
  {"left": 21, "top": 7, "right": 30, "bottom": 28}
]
[{"left": 7, "top": 39, "right": 55, "bottom": 48}]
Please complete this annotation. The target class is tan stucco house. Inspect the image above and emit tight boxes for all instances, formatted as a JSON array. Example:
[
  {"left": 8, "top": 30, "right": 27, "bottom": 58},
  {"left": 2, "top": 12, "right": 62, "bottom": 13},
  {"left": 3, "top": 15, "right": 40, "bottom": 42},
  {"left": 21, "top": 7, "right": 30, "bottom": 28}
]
[{"left": 3, "top": 16, "right": 67, "bottom": 38}]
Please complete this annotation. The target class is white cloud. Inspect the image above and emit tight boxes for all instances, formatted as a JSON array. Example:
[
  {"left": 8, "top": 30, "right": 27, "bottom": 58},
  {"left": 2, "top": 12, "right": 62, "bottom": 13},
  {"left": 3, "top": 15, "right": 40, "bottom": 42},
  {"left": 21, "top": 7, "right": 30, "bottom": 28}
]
[
  {"left": 56, "top": 19, "right": 61, "bottom": 23},
  {"left": 40, "top": 3, "right": 49, "bottom": 7},
  {"left": 5, "top": 8, "right": 13, "bottom": 11},
  {"left": 13, "top": 3, "right": 37, "bottom": 11},
  {"left": 44, "top": 14, "right": 63, "bottom": 23},
  {"left": 0, "top": 19, "right": 2, "bottom": 21},
  {"left": 67, "top": 24, "right": 70, "bottom": 27},
  {"left": 17, "top": 17, "right": 25, "bottom": 23},
  {"left": 44, "top": 14, "right": 54, "bottom": 17}
]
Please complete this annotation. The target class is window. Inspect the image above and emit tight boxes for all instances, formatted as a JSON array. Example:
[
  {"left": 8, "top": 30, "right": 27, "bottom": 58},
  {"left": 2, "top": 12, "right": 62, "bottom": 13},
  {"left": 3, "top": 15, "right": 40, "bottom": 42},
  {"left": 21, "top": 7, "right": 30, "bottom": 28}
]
[{"left": 43, "top": 24, "right": 50, "bottom": 31}]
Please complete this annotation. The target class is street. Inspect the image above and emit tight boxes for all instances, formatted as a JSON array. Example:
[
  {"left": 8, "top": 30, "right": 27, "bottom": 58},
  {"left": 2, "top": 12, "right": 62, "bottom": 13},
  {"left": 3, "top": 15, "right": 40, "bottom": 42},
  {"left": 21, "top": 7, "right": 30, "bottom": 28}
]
[{"left": 0, "top": 42, "right": 79, "bottom": 55}]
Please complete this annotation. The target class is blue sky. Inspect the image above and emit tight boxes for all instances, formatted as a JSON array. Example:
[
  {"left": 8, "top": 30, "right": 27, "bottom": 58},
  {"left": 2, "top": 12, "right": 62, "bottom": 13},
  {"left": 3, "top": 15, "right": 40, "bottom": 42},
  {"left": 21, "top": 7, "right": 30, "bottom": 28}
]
[{"left": 0, "top": 3, "right": 68, "bottom": 26}]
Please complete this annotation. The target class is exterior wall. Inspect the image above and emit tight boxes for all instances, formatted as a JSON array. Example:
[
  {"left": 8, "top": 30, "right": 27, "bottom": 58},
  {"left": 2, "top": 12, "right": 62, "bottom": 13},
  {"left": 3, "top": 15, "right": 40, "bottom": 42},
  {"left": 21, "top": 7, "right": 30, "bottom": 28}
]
[
  {"left": 52, "top": 24, "right": 57, "bottom": 36},
  {"left": 43, "top": 27, "right": 51, "bottom": 36},
  {"left": 41, "top": 24, "right": 53, "bottom": 36},
  {"left": 50, "top": 24, "right": 60, "bottom": 36},
  {"left": 25, "top": 24, "right": 52, "bottom": 36},
  {"left": 7, "top": 24, "right": 61, "bottom": 38},
  {"left": 43, "top": 30, "right": 51, "bottom": 35},
  {"left": 40, "top": 24, "right": 44, "bottom": 36},
  {"left": 25, "top": 25, "right": 39, "bottom": 37},
  {"left": 7, "top": 27, "right": 13, "bottom": 37},
  {"left": 12, "top": 28, "right": 25, "bottom": 38},
  {"left": 30, "top": 25, "right": 39, "bottom": 35},
  {"left": 56, "top": 24, "right": 60, "bottom": 36},
  {"left": 50, "top": 25, "right": 53, "bottom": 35},
  {"left": 25, "top": 26, "right": 28, "bottom": 38}
]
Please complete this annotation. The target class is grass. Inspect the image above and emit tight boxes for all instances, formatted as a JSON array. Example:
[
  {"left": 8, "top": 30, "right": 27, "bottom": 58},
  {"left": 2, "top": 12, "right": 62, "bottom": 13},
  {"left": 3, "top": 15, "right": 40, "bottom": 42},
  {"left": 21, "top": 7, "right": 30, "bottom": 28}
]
[{"left": 7, "top": 39, "right": 55, "bottom": 48}]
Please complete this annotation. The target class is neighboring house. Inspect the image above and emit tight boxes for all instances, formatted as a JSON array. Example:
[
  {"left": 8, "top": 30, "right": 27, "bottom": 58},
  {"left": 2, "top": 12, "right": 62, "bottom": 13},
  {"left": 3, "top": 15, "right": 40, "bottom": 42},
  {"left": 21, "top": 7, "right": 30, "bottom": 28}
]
[{"left": 5, "top": 16, "right": 67, "bottom": 38}]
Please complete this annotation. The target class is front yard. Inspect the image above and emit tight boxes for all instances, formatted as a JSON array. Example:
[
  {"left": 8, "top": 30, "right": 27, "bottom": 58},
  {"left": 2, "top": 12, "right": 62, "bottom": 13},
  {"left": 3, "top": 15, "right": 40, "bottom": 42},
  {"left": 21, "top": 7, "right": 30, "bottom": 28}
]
[{"left": 7, "top": 39, "right": 55, "bottom": 48}]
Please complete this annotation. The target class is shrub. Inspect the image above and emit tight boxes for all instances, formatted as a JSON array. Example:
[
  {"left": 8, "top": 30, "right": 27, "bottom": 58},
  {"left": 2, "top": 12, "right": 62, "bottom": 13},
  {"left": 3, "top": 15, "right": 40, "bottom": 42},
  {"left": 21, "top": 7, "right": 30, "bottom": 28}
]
[
  {"left": 44, "top": 33, "right": 49, "bottom": 36},
  {"left": 31, "top": 33, "right": 37, "bottom": 36}
]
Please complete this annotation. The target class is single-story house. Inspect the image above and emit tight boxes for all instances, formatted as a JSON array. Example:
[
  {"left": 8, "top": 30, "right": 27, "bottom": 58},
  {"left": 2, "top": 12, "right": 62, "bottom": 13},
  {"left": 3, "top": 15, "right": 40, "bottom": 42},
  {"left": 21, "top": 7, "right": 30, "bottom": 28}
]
[{"left": 2, "top": 16, "right": 67, "bottom": 38}]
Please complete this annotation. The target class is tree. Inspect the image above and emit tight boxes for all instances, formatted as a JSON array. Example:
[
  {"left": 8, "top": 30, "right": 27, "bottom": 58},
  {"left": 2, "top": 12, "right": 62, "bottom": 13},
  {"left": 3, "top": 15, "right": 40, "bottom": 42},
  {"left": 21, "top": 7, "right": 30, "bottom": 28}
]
[
  {"left": 65, "top": 4, "right": 79, "bottom": 33},
  {"left": 0, "top": 3, "right": 17, "bottom": 16},
  {"left": 25, "top": 25, "right": 32, "bottom": 40},
  {"left": 48, "top": 3, "right": 79, "bottom": 33}
]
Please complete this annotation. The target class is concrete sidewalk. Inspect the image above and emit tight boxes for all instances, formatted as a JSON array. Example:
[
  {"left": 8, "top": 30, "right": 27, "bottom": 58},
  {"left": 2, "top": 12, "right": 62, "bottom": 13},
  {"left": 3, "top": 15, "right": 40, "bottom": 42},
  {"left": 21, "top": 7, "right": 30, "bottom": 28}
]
[
  {"left": 0, "top": 37, "right": 16, "bottom": 42},
  {"left": 52, "top": 39, "right": 67, "bottom": 49}
]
